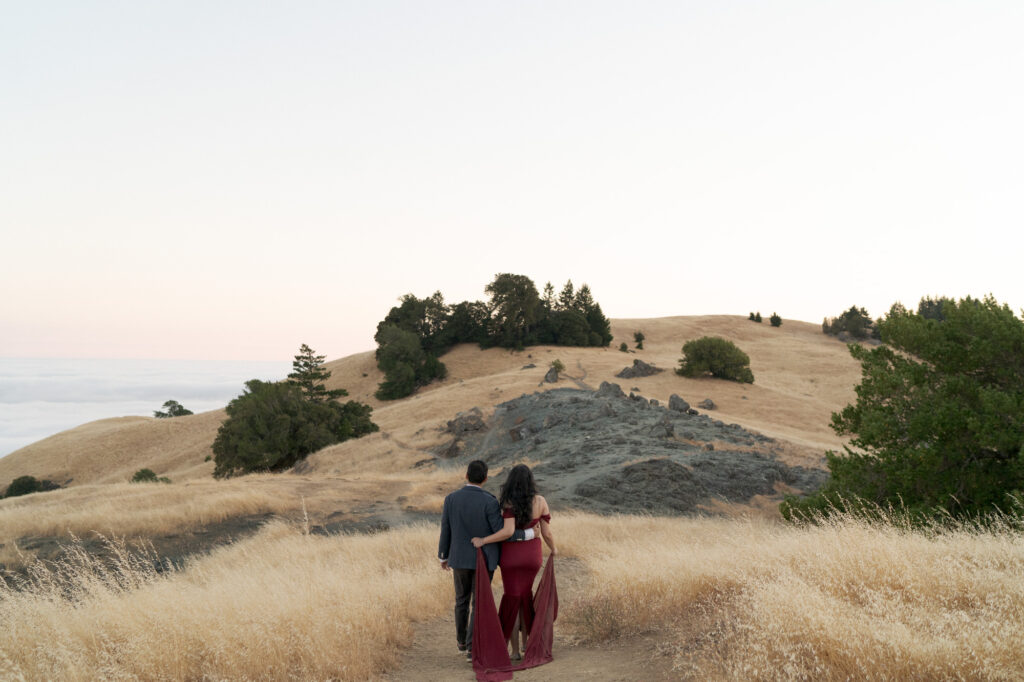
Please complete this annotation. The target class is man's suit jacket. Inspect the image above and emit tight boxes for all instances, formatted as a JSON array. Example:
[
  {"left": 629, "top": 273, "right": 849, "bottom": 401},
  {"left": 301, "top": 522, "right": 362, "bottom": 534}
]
[{"left": 438, "top": 484, "right": 523, "bottom": 571}]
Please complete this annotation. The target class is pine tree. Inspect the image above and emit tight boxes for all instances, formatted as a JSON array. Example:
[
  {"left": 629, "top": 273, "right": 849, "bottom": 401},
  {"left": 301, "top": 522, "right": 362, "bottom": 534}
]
[
  {"left": 288, "top": 344, "right": 348, "bottom": 402},
  {"left": 557, "top": 280, "right": 575, "bottom": 311},
  {"left": 542, "top": 281, "right": 556, "bottom": 311},
  {"left": 574, "top": 284, "right": 596, "bottom": 312}
]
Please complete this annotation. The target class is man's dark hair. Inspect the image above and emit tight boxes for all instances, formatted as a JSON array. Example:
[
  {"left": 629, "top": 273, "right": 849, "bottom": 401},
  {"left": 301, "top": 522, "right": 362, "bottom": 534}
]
[{"left": 466, "top": 460, "right": 488, "bottom": 484}]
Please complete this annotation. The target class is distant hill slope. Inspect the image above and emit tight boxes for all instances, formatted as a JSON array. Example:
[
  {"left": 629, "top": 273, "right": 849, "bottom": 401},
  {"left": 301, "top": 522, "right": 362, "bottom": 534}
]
[{"left": 0, "top": 316, "right": 861, "bottom": 488}]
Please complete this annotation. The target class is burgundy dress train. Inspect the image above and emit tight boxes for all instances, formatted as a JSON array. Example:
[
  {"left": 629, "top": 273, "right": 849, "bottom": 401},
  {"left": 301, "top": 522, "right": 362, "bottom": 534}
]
[{"left": 471, "top": 514, "right": 557, "bottom": 682}]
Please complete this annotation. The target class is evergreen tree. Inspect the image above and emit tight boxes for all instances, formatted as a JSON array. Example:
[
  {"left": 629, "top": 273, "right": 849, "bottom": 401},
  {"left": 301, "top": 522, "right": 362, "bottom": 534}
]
[
  {"left": 542, "top": 281, "right": 556, "bottom": 311},
  {"left": 288, "top": 344, "right": 348, "bottom": 403},
  {"left": 557, "top": 280, "right": 575, "bottom": 311},
  {"left": 485, "top": 273, "right": 542, "bottom": 349},
  {"left": 634, "top": 330, "right": 645, "bottom": 349},
  {"left": 770, "top": 312, "right": 782, "bottom": 327},
  {"left": 375, "top": 325, "right": 447, "bottom": 400},
  {"left": 213, "top": 380, "right": 377, "bottom": 478},
  {"left": 154, "top": 400, "right": 193, "bottom": 418},
  {"left": 784, "top": 296, "right": 1024, "bottom": 520},
  {"left": 574, "top": 283, "right": 596, "bottom": 312}
]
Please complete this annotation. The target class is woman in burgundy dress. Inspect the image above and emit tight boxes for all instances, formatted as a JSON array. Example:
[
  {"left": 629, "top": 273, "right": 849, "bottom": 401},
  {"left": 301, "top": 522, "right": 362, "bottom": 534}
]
[{"left": 472, "top": 464, "right": 557, "bottom": 660}]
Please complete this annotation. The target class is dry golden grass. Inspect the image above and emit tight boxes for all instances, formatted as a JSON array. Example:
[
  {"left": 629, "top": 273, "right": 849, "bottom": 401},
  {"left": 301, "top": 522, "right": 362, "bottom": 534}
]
[
  {"left": 558, "top": 513, "right": 1024, "bottom": 680},
  {"left": 0, "top": 471, "right": 469, "bottom": 567},
  {"left": 3, "top": 512, "right": 1021, "bottom": 680},
  {"left": 0, "top": 521, "right": 450, "bottom": 681}
]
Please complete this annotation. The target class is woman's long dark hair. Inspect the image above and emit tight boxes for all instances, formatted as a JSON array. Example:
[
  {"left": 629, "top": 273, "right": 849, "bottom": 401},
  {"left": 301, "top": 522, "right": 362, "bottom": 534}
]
[{"left": 499, "top": 464, "right": 538, "bottom": 527}]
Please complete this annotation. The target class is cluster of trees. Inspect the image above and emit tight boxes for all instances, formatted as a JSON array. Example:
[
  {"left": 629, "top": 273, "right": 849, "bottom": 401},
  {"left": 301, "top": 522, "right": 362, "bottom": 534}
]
[
  {"left": 822, "top": 305, "right": 879, "bottom": 339},
  {"left": 676, "top": 336, "right": 754, "bottom": 383},
  {"left": 154, "top": 400, "right": 193, "bottom": 418},
  {"left": 2, "top": 475, "right": 59, "bottom": 499},
  {"left": 375, "top": 274, "right": 613, "bottom": 399},
  {"left": 212, "top": 345, "right": 378, "bottom": 478},
  {"left": 785, "top": 295, "right": 1024, "bottom": 521},
  {"left": 749, "top": 311, "right": 783, "bottom": 327}
]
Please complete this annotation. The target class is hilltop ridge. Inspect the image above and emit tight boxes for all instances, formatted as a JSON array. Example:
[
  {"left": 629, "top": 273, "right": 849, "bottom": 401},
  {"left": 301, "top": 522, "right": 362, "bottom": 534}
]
[{"left": 0, "top": 316, "right": 859, "bottom": 489}]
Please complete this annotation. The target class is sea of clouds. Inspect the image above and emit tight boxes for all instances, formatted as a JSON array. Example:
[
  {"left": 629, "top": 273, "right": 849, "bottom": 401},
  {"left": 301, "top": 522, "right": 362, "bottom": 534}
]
[{"left": 0, "top": 358, "right": 289, "bottom": 457}]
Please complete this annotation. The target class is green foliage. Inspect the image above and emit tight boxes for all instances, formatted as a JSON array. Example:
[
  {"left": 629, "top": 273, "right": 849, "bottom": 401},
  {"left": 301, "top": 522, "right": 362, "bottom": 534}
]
[
  {"left": 675, "top": 336, "right": 754, "bottom": 383},
  {"left": 770, "top": 312, "right": 782, "bottom": 327},
  {"left": 822, "top": 305, "right": 877, "bottom": 339},
  {"left": 917, "top": 295, "right": 956, "bottom": 321},
  {"left": 213, "top": 380, "right": 378, "bottom": 478},
  {"left": 787, "top": 296, "right": 1024, "bottom": 520},
  {"left": 374, "top": 325, "right": 447, "bottom": 400},
  {"left": 131, "top": 468, "right": 170, "bottom": 484},
  {"left": 619, "top": 342, "right": 629, "bottom": 352},
  {"left": 288, "top": 344, "right": 348, "bottom": 403},
  {"left": 3, "top": 475, "right": 59, "bottom": 498},
  {"left": 550, "top": 359, "right": 566, "bottom": 374},
  {"left": 557, "top": 280, "right": 575, "bottom": 311},
  {"left": 485, "top": 273, "right": 543, "bottom": 349},
  {"left": 633, "top": 330, "right": 645, "bottom": 349},
  {"left": 748, "top": 312, "right": 762, "bottom": 323},
  {"left": 372, "top": 275, "right": 613, "bottom": 399},
  {"left": 154, "top": 400, "right": 193, "bottom": 418}
]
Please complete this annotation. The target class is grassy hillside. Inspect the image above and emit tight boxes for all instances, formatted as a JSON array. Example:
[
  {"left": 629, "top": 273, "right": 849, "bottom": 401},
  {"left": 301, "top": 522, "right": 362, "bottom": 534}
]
[{"left": 0, "top": 316, "right": 860, "bottom": 489}]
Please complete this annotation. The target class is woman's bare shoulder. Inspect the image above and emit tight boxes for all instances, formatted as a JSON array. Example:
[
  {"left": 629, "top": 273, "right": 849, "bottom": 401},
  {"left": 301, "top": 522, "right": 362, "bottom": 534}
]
[{"left": 534, "top": 495, "right": 549, "bottom": 514}]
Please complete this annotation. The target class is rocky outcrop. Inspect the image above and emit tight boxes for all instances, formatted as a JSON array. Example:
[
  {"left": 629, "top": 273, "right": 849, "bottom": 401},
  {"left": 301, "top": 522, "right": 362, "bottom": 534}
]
[
  {"left": 544, "top": 367, "right": 559, "bottom": 383},
  {"left": 615, "top": 359, "right": 665, "bottom": 379},
  {"left": 439, "top": 386, "right": 826, "bottom": 517}
]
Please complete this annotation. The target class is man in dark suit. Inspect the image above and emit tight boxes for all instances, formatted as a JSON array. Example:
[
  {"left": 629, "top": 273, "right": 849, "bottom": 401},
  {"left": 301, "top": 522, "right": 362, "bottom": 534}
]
[{"left": 439, "top": 459, "right": 533, "bottom": 659}]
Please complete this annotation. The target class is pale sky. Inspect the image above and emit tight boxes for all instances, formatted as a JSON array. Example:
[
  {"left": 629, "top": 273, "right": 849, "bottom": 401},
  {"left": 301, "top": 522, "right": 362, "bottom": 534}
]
[{"left": 3, "top": 1, "right": 1023, "bottom": 362}]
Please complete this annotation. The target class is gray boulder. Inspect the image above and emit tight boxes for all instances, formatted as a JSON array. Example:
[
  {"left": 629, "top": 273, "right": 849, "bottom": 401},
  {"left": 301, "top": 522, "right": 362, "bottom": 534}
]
[
  {"left": 668, "top": 394, "right": 690, "bottom": 412},
  {"left": 544, "top": 367, "right": 559, "bottom": 383},
  {"left": 597, "top": 381, "right": 626, "bottom": 399},
  {"left": 446, "top": 407, "right": 486, "bottom": 435},
  {"left": 698, "top": 399, "right": 716, "bottom": 410}
]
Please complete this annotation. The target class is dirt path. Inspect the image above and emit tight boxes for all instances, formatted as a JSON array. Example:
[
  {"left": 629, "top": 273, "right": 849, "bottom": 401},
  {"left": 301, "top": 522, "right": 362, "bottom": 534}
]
[{"left": 382, "top": 558, "right": 677, "bottom": 681}]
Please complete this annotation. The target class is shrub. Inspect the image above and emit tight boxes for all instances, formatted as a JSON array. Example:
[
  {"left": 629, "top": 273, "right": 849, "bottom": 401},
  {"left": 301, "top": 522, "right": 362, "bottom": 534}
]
[
  {"left": 3, "top": 475, "right": 59, "bottom": 498},
  {"left": 676, "top": 337, "right": 754, "bottom": 383},
  {"left": 633, "top": 331, "right": 645, "bottom": 349},
  {"left": 618, "top": 342, "right": 628, "bottom": 352},
  {"left": 770, "top": 312, "right": 782, "bottom": 327},
  {"left": 213, "top": 380, "right": 378, "bottom": 478},
  {"left": 550, "top": 359, "right": 566, "bottom": 374},
  {"left": 131, "top": 468, "right": 170, "bottom": 484},
  {"left": 154, "top": 400, "right": 193, "bottom": 418}
]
